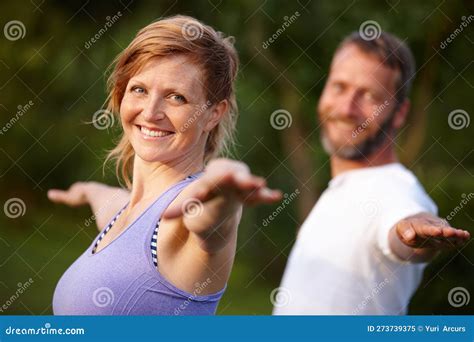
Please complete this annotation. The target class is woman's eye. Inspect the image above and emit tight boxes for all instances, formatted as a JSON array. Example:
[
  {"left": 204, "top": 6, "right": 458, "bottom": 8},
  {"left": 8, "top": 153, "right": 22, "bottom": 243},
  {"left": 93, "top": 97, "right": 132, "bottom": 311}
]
[
  {"left": 169, "top": 94, "right": 186, "bottom": 103},
  {"left": 131, "top": 86, "right": 145, "bottom": 94}
]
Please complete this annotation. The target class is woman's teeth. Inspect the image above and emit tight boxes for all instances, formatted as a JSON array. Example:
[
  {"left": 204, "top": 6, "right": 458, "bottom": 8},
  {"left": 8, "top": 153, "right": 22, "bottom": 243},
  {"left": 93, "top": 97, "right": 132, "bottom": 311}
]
[{"left": 140, "top": 126, "right": 173, "bottom": 137}]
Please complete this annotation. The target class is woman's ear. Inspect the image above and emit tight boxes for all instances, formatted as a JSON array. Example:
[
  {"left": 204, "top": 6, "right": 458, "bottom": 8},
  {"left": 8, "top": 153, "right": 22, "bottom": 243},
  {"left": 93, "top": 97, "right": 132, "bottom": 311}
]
[{"left": 204, "top": 100, "right": 228, "bottom": 132}]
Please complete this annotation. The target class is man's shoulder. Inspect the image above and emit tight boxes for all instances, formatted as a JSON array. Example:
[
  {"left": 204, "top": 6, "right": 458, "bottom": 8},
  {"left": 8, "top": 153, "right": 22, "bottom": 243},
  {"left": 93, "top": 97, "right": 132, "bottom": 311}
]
[
  {"left": 339, "top": 163, "right": 437, "bottom": 215},
  {"left": 355, "top": 163, "right": 426, "bottom": 194},
  {"left": 369, "top": 164, "right": 437, "bottom": 215}
]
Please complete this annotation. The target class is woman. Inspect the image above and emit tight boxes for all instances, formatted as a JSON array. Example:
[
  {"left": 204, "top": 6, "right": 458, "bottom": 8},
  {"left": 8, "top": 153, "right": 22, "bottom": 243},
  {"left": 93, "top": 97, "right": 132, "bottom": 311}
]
[{"left": 47, "top": 15, "right": 281, "bottom": 315}]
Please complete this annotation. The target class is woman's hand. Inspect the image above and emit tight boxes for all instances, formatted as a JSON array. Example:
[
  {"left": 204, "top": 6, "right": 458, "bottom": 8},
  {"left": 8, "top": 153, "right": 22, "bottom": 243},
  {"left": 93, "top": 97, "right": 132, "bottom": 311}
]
[
  {"left": 163, "top": 158, "right": 282, "bottom": 251},
  {"left": 47, "top": 182, "right": 91, "bottom": 207},
  {"left": 48, "top": 182, "right": 130, "bottom": 231}
]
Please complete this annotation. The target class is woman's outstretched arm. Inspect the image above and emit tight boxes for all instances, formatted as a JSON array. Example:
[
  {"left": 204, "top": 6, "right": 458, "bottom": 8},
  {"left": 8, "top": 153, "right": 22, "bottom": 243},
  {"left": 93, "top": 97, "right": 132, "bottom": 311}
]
[
  {"left": 48, "top": 182, "right": 130, "bottom": 231},
  {"left": 163, "top": 158, "right": 282, "bottom": 253}
]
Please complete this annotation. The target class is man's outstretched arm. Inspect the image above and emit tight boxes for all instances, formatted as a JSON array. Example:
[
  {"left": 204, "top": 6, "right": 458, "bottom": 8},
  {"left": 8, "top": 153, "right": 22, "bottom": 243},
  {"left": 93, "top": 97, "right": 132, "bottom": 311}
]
[{"left": 388, "top": 212, "right": 470, "bottom": 263}]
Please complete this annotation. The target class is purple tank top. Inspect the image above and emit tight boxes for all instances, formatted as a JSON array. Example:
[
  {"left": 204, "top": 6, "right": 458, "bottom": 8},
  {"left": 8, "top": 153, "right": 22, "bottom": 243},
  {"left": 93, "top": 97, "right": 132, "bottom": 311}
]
[{"left": 52, "top": 173, "right": 226, "bottom": 315}]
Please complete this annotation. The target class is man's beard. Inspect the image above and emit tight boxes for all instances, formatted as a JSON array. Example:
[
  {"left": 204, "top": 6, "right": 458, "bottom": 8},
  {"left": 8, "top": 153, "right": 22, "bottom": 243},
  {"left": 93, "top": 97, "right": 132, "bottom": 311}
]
[{"left": 320, "top": 111, "right": 396, "bottom": 161}]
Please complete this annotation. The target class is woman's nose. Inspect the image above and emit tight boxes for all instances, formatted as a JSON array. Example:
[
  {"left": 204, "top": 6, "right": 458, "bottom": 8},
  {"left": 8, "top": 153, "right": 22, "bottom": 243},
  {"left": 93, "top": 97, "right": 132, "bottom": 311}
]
[{"left": 142, "top": 98, "right": 166, "bottom": 121}]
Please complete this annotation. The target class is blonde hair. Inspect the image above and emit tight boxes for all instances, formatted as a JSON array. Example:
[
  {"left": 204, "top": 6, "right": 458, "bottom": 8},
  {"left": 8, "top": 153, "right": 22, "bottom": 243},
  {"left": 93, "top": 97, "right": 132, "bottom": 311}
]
[{"left": 103, "top": 15, "right": 239, "bottom": 189}]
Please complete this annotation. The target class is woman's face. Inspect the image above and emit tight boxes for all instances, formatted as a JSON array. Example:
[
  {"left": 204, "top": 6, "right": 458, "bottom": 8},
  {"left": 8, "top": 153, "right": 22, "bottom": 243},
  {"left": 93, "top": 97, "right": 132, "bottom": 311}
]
[{"left": 120, "top": 55, "right": 218, "bottom": 165}]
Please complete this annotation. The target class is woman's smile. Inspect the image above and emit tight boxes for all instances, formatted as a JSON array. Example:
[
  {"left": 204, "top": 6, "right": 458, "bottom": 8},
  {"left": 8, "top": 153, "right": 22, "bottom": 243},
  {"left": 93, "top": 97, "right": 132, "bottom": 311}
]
[{"left": 136, "top": 124, "right": 175, "bottom": 140}]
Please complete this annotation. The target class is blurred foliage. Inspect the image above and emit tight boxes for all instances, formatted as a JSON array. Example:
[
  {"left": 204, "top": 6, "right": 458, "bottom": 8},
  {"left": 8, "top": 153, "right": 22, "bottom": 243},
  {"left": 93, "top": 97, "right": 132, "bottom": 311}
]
[{"left": 0, "top": 0, "right": 472, "bottom": 315}]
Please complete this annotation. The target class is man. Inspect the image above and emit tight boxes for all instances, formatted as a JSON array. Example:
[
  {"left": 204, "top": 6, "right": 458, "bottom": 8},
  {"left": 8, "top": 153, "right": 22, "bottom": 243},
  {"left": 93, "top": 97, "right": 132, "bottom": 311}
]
[{"left": 273, "top": 31, "right": 470, "bottom": 315}]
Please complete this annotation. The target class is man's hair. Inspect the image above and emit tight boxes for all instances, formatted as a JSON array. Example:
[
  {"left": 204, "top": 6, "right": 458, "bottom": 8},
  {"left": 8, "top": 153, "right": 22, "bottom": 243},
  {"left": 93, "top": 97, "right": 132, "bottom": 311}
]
[{"left": 336, "top": 31, "right": 416, "bottom": 106}]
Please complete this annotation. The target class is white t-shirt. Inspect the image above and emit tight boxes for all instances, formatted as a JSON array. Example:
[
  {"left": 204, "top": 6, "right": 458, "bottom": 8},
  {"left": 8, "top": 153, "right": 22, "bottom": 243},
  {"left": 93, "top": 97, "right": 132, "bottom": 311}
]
[{"left": 273, "top": 163, "right": 437, "bottom": 315}]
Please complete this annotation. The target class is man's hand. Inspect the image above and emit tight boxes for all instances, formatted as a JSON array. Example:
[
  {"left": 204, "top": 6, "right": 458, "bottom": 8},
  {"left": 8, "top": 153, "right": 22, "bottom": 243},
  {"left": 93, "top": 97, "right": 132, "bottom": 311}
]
[
  {"left": 390, "top": 212, "right": 470, "bottom": 262},
  {"left": 396, "top": 213, "right": 470, "bottom": 248}
]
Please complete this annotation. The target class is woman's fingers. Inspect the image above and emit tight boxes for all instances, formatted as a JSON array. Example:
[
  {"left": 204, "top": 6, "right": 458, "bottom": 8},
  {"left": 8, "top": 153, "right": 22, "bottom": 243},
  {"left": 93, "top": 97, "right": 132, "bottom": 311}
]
[
  {"left": 243, "top": 187, "right": 282, "bottom": 205},
  {"left": 47, "top": 189, "right": 84, "bottom": 206},
  {"left": 163, "top": 158, "right": 283, "bottom": 219},
  {"left": 47, "top": 183, "right": 88, "bottom": 207},
  {"left": 232, "top": 172, "right": 265, "bottom": 189},
  {"left": 47, "top": 189, "right": 68, "bottom": 203},
  {"left": 163, "top": 167, "right": 282, "bottom": 219},
  {"left": 214, "top": 168, "right": 282, "bottom": 205}
]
